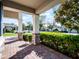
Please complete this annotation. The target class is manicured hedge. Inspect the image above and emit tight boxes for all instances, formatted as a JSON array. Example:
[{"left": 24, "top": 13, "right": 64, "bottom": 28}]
[
  {"left": 23, "top": 32, "right": 79, "bottom": 58},
  {"left": 40, "top": 32, "right": 79, "bottom": 58}
]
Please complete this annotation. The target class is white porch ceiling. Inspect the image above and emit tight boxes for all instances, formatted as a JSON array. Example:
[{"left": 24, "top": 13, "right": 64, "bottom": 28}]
[
  {"left": 4, "top": 0, "right": 63, "bottom": 14},
  {"left": 3, "top": 0, "right": 65, "bottom": 18},
  {"left": 11, "top": 0, "right": 61, "bottom": 14},
  {"left": 11, "top": 0, "right": 47, "bottom": 9}
]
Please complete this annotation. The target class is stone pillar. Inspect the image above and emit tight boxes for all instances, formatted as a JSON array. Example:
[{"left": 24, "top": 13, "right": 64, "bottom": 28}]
[
  {"left": 32, "top": 14, "right": 40, "bottom": 45},
  {"left": 18, "top": 12, "right": 23, "bottom": 40}
]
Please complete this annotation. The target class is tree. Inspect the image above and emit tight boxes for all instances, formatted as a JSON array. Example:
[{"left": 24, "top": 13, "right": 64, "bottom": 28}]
[
  {"left": 39, "top": 15, "right": 46, "bottom": 30},
  {"left": 55, "top": 0, "right": 79, "bottom": 33},
  {"left": 47, "top": 24, "right": 53, "bottom": 31},
  {"left": 22, "top": 23, "right": 26, "bottom": 30},
  {"left": 26, "top": 22, "right": 33, "bottom": 30}
]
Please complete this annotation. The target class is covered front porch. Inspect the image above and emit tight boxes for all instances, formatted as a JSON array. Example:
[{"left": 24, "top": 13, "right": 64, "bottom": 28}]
[
  {"left": 2, "top": 0, "right": 65, "bottom": 45},
  {"left": 1, "top": 0, "right": 72, "bottom": 59}
]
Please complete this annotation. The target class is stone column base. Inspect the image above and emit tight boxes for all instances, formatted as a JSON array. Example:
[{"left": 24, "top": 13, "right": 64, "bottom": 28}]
[
  {"left": 18, "top": 32, "right": 23, "bottom": 40},
  {"left": 32, "top": 33, "right": 40, "bottom": 45}
]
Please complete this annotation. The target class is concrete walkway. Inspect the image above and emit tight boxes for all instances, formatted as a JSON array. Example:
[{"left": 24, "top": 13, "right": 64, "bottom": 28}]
[{"left": 2, "top": 38, "right": 71, "bottom": 59}]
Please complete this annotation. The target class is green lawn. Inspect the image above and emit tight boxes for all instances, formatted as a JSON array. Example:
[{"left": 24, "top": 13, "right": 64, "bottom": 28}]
[
  {"left": 3, "top": 33, "right": 17, "bottom": 37},
  {"left": 3, "top": 33, "right": 31, "bottom": 37}
]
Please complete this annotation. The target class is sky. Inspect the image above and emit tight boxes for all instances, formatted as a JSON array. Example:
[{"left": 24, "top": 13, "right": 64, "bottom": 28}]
[
  {"left": 40, "top": 4, "right": 61, "bottom": 24},
  {"left": 2, "top": 4, "right": 61, "bottom": 26}
]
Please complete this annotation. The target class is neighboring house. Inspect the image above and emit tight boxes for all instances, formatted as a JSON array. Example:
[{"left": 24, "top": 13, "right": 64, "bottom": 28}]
[
  {"left": 5, "top": 26, "right": 13, "bottom": 31},
  {"left": 71, "top": 29, "right": 77, "bottom": 33},
  {"left": 3, "top": 23, "right": 18, "bottom": 33}
]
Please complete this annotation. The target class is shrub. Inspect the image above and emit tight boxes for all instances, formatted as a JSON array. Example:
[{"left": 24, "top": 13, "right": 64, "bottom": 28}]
[
  {"left": 23, "top": 32, "right": 79, "bottom": 58},
  {"left": 23, "top": 33, "right": 32, "bottom": 42},
  {"left": 40, "top": 32, "right": 79, "bottom": 58}
]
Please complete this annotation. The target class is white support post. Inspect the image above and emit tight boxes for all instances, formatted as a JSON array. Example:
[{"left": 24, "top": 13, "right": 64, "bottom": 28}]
[
  {"left": 18, "top": 12, "right": 23, "bottom": 40},
  {"left": 0, "top": 16, "right": 1, "bottom": 36},
  {"left": 32, "top": 14, "right": 40, "bottom": 45},
  {"left": 0, "top": 2, "right": 2, "bottom": 36},
  {"left": 1, "top": 8, "right": 4, "bottom": 37},
  {"left": 1, "top": 21, "right": 3, "bottom": 36}
]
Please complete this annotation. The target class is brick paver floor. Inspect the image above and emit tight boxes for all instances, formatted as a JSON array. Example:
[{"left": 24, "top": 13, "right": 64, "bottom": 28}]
[{"left": 2, "top": 37, "right": 71, "bottom": 59}]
